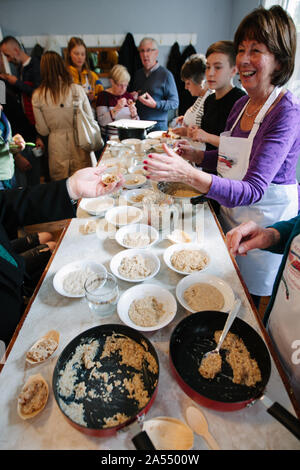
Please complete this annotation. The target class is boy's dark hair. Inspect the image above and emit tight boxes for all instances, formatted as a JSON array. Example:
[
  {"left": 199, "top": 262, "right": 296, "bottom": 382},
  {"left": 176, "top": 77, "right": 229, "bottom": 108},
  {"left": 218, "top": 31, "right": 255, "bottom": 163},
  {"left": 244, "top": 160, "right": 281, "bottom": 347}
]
[{"left": 206, "top": 41, "right": 236, "bottom": 67}]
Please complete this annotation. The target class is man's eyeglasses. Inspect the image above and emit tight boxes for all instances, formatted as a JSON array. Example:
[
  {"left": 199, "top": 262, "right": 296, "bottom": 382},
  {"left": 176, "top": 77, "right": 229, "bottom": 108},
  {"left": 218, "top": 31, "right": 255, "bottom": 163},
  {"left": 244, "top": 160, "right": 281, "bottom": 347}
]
[{"left": 139, "top": 48, "right": 157, "bottom": 54}]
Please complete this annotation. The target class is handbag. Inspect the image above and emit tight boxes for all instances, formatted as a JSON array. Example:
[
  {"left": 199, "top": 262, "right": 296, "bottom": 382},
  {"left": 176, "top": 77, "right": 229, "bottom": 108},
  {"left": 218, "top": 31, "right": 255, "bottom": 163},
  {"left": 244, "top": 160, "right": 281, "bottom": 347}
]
[{"left": 72, "top": 87, "right": 103, "bottom": 152}]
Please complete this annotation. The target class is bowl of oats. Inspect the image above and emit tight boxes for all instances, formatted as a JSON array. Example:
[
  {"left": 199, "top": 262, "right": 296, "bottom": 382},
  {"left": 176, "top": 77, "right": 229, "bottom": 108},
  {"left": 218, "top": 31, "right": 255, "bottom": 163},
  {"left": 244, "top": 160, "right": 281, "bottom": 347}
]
[
  {"left": 124, "top": 173, "right": 147, "bottom": 189},
  {"left": 163, "top": 243, "right": 210, "bottom": 275},
  {"left": 117, "top": 283, "right": 177, "bottom": 331},
  {"left": 115, "top": 224, "right": 159, "bottom": 249},
  {"left": 110, "top": 249, "right": 160, "bottom": 283},
  {"left": 105, "top": 205, "right": 143, "bottom": 227}
]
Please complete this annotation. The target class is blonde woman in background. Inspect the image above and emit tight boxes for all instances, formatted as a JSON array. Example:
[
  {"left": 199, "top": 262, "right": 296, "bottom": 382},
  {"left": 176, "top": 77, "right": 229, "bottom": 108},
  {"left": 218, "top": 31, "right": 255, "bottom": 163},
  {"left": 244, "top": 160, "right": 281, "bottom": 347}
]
[
  {"left": 96, "top": 64, "right": 138, "bottom": 140},
  {"left": 32, "top": 51, "right": 97, "bottom": 181},
  {"left": 66, "top": 37, "right": 103, "bottom": 108}
]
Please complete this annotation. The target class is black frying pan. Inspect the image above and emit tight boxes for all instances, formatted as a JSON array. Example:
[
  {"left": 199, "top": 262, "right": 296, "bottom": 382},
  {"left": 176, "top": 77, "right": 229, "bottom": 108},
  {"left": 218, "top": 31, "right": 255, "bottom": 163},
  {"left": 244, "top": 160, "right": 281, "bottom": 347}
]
[
  {"left": 169, "top": 311, "right": 300, "bottom": 440},
  {"left": 52, "top": 324, "right": 159, "bottom": 449}
]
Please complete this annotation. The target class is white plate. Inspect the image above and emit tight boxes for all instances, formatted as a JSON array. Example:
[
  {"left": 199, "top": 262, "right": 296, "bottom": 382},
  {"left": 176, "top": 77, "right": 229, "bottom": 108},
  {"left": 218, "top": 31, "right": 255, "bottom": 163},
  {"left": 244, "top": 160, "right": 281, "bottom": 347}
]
[
  {"left": 117, "top": 283, "right": 177, "bottom": 331},
  {"left": 79, "top": 196, "right": 115, "bottom": 216},
  {"left": 110, "top": 248, "right": 160, "bottom": 282},
  {"left": 105, "top": 205, "right": 143, "bottom": 227},
  {"left": 115, "top": 224, "right": 159, "bottom": 249},
  {"left": 124, "top": 173, "right": 147, "bottom": 189},
  {"left": 147, "top": 131, "right": 164, "bottom": 139},
  {"left": 163, "top": 243, "right": 210, "bottom": 275},
  {"left": 109, "top": 119, "right": 157, "bottom": 129},
  {"left": 176, "top": 273, "right": 235, "bottom": 313},
  {"left": 53, "top": 260, "right": 107, "bottom": 298}
]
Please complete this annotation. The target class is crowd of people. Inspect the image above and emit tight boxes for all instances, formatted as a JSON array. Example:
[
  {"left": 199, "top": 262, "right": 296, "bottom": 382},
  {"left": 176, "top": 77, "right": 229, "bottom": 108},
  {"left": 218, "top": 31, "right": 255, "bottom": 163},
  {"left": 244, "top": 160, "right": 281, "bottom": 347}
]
[{"left": 0, "top": 5, "right": 299, "bottom": 404}]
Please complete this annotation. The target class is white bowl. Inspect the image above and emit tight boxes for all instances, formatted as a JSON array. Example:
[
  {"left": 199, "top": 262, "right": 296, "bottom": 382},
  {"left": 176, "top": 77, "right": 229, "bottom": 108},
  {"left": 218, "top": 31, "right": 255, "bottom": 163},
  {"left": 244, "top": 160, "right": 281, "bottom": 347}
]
[
  {"left": 115, "top": 224, "right": 159, "bottom": 249},
  {"left": 176, "top": 273, "right": 235, "bottom": 313},
  {"left": 110, "top": 248, "right": 160, "bottom": 282},
  {"left": 128, "top": 165, "right": 146, "bottom": 175},
  {"left": 124, "top": 173, "right": 147, "bottom": 189},
  {"left": 105, "top": 205, "right": 143, "bottom": 227},
  {"left": 53, "top": 260, "right": 107, "bottom": 298},
  {"left": 124, "top": 188, "right": 155, "bottom": 206},
  {"left": 117, "top": 283, "right": 177, "bottom": 331},
  {"left": 147, "top": 131, "right": 164, "bottom": 139},
  {"left": 163, "top": 243, "right": 210, "bottom": 275},
  {"left": 79, "top": 196, "right": 115, "bottom": 216}
]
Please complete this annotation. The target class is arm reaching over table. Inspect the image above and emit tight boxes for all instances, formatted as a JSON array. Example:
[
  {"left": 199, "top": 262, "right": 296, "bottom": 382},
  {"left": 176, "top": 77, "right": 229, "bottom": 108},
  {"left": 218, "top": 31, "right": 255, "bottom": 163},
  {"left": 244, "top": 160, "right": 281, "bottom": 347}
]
[
  {"left": 66, "top": 166, "right": 124, "bottom": 200},
  {"left": 226, "top": 221, "right": 281, "bottom": 257}
]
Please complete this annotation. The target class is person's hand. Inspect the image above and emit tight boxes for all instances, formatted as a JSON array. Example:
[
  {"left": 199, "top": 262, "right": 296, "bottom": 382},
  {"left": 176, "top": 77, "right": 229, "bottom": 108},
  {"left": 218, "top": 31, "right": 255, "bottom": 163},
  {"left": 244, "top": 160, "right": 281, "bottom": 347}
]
[
  {"left": 130, "top": 91, "right": 139, "bottom": 101},
  {"left": 176, "top": 115, "right": 184, "bottom": 125},
  {"left": 176, "top": 139, "right": 201, "bottom": 161},
  {"left": 10, "top": 134, "right": 25, "bottom": 153},
  {"left": 226, "top": 221, "right": 281, "bottom": 257},
  {"left": 0, "top": 73, "right": 17, "bottom": 85},
  {"left": 189, "top": 126, "right": 210, "bottom": 143},
  {"left": 115, "top": 98, "right": 127, "bottom": 111},
  {"left": 127, "top": 99, "right": 138, "bottom": 118},
  {"left": 143, "top": 143, "right": 195, "bottom": 183},
  {"left": 138, "top": 92, "right": 157, "bottom": 109},
  {"left": 14, "top": 153, "right": 32, "bottom": 172},
  {"left": 172, "top": 126, "right": 187, "bottom": 137},
  {"left": 67, "top": 166, "right": 125, "bottom": 200}
]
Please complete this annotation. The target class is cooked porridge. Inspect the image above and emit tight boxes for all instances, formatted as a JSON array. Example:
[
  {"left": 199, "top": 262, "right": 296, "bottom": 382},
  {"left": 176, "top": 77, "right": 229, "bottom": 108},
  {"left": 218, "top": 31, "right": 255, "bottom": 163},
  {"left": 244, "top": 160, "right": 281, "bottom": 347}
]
[
  {"left": 184, "top": 283, "right": 224, "bottom": 311},
  {"left": 171, "top": 250, "right": 208, "bottom": 273},
  {"left": 118, "top": 254, "right": 152, "bottom": 279},
  {"left": 62, "top": 267, "right": 98, "bottom": 295},
  {"left": 123, "top": 232, "right": 151, "bottom": 248},
  {"left": 129, "top": 296, "right": 166, "bottom": 327}
]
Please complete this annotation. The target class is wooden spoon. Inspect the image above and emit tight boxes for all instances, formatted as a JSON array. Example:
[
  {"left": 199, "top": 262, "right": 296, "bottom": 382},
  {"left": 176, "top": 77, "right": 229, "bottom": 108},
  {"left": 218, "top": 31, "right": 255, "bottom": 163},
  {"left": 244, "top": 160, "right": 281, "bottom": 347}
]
[{"left": 186, "top": 406, "right": 220, "bottom": 450}]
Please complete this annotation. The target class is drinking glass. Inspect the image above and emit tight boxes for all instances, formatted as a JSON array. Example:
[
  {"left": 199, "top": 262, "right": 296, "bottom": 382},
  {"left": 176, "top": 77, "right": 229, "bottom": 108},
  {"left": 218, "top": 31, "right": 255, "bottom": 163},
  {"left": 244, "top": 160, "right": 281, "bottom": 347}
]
[{"left": 84, "top": 272, "right": 119, "bottom": 317}]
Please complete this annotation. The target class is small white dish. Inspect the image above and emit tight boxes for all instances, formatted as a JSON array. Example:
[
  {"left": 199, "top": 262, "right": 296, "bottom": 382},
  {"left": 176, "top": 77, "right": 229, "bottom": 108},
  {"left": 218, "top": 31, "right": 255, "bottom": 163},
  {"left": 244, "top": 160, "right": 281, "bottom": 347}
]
[
  {"left": 53, "top": 260, "right": 107, "bottom": 298},
  {"left": 105, "top": 205, "right": 143, "bottom": 227},
  {"left": 110, "top": 248, "right": 160, "bottom": 283},
  {"left": 79, "top": 196, "right": 115, "bottom": 216},
  {"left": 128, "top": 165, "right": 146, "bottom": 175},
  {"left": 115, "top": 224, "right": 159, "bottom": 249},
  {"left": 163, "top": 243, "right": 210, "bottom": 275},
  {"left": 176, "top": 273, "right": 235, "bottom": 313},
  {"left": 124, "top": 173, "right": 147, "bottom": 189},
  {"left": 167, "top": 229, "right": 192, "bottom": 244},
  {"left": 117, "top": 283, "right": 177, "bottom": 332},
  {"left": 147, "top": 131, "right": 164, "bottom": 139}
]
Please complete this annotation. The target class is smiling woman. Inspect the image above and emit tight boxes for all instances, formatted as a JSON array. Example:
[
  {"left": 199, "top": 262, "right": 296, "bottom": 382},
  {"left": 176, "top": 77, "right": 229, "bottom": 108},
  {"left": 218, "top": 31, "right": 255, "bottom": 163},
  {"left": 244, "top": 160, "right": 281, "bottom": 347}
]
[{"left": 145, "top": 5, "right": 300, "bottom": 306}]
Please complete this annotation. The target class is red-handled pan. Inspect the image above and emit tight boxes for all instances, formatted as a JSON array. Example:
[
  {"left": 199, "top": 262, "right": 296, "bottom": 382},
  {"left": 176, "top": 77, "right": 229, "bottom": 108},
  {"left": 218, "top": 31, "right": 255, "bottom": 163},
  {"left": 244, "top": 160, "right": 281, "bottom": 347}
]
[
  {"left": 52, "top": 324, "right": 159, "bottom": 449},
  {"left": 169, "top": 311, "right": 300, "bottom": 440}
]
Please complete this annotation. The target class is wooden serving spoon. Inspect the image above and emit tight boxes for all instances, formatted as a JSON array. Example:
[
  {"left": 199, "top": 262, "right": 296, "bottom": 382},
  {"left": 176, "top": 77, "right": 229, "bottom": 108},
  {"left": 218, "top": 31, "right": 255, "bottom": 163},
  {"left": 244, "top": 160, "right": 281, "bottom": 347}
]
[{"left": 186, "top": 406, "right": 220, "bottom": 450}]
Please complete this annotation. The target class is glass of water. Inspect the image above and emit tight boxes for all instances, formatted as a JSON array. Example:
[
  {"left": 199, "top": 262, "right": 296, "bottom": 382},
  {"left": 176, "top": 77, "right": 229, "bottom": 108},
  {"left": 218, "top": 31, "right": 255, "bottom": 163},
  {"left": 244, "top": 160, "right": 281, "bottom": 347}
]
[{"left": 84, "top": 272, "right": 119, "bottom": 317}]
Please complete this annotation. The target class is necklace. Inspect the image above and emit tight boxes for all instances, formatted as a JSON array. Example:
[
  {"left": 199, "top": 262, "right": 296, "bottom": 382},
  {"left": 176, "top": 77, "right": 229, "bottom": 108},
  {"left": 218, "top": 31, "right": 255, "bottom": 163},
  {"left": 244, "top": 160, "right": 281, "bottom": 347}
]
[{"left": 244, "top": 99, "right": 263, "bottom": 118}]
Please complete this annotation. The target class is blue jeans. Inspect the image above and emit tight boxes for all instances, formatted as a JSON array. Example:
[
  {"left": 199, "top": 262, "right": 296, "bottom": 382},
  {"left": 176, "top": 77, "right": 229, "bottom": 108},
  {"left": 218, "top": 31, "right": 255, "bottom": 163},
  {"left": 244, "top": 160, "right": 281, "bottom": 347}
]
[{"left": 0, "top": 173, "right": 17, "bottom": 190}]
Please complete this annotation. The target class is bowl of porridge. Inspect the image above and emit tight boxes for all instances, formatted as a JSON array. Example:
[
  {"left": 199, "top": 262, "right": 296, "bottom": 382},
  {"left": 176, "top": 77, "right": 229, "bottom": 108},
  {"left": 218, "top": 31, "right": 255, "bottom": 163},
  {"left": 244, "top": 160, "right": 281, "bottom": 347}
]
[
  {"left": 53, "top": 260, "right": 107, "bottom": 298},
  {"left": 117, "top": 283, "right": 177, "bottom": 332},
  {"left": 105, "top": 205, "right": 143, "bottom": 227},
  {"left": 115, "top": 224, "right": 159, "bottom": 249},
  {"left": 163, "top": 243, "right": 210, "bottom": 275},
  {"left": 176, "top": 273, "right": 235, "bottom": 313},
  {"left": 124, "top": 173, "right": 147, "bottom": 189},
  {"left": 110, "top": 249, "right": 160, "bottom": 283},
  {"left": 79, "top": 196, "right": 115, "bottom": 217}
]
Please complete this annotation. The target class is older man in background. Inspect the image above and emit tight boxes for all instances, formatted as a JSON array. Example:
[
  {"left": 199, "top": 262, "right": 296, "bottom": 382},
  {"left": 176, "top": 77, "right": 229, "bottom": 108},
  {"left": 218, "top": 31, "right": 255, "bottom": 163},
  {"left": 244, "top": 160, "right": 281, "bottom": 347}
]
[{"left": 132, "top": 37, "right": 179, "bottom": 131}]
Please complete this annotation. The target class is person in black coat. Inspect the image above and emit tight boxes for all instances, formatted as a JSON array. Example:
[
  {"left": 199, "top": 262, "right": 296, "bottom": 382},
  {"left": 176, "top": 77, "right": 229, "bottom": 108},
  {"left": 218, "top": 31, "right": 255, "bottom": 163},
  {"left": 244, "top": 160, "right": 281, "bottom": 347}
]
[{"left": 0, "top": 166, "right": 124, "bottom": 348}]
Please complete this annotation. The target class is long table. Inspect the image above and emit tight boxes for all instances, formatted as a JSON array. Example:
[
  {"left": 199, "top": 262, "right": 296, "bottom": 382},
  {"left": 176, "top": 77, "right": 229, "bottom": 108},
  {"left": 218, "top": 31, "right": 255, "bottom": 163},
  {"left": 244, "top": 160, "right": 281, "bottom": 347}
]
[{"left": 0, "top": 175, "right": 299, "bottom": 450}]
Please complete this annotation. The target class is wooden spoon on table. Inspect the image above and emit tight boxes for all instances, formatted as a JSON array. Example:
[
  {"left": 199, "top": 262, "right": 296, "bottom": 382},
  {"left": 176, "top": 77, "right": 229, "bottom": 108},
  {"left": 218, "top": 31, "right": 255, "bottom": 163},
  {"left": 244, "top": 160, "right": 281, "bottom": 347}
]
[{"left": 186, "top": 406, "right": 220, "bottom": 450}]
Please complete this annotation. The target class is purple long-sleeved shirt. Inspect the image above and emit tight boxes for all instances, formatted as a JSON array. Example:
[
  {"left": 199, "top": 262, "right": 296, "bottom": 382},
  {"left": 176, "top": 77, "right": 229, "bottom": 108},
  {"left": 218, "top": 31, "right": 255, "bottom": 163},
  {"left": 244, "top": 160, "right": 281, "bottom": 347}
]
[{"left": 203, "top": 91, "right": 300, "bottom": 208}]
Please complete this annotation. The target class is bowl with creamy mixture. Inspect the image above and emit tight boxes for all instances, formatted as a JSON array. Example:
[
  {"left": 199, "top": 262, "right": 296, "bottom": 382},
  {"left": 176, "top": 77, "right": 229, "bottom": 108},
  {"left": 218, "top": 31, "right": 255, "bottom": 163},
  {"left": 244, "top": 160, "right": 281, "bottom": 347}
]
[
  {"left": 115, "top": 224, "right": 159, "bottom": 249},
  {"left": 176, "top": 273, "right": 235, "bottom": 313},
  {"left": 117, "top": 283, "right": 177, "bottom": 332}
]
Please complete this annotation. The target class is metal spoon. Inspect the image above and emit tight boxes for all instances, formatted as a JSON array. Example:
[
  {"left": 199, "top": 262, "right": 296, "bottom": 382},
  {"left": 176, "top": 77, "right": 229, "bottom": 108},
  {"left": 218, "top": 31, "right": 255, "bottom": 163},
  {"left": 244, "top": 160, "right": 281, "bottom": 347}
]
[
  {"left": 203, "top": 298, "right": 241, "bottom": 359},
  {"left": 186, "top": 406, "right": 220, "bottom": 450}
]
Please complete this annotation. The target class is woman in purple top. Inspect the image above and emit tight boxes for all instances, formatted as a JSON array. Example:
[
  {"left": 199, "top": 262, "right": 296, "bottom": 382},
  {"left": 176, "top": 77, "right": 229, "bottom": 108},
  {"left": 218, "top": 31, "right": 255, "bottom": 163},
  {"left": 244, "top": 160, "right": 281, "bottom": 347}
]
[{"left": 144, "top": 6, "right": 300, "bottom": 305}]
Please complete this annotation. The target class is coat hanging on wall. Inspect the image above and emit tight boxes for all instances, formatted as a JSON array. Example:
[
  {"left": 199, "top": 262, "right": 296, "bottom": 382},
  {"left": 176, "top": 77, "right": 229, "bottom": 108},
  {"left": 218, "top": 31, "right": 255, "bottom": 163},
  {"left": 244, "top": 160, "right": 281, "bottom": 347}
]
[{"left": 118, "top": 33, "right": 142, "bottom": 90}]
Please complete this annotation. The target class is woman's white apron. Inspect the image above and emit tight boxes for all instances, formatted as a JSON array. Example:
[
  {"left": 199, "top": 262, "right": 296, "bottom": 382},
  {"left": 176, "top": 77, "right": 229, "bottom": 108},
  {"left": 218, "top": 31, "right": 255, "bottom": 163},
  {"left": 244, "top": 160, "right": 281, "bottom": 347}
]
[
  {"left": 217, "top": 87, "right": 298, "bottom": 296},
  {"left": 267, "top": 234, "right": 300, "bottom": 402}
]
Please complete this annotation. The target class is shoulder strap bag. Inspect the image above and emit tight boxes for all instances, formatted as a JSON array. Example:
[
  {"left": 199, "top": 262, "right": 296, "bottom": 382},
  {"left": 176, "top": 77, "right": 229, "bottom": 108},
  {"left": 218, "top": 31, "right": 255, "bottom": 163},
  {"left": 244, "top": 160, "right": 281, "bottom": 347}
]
[{"left": 72, "top": 87, "right": 104, "bottom": 152}]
